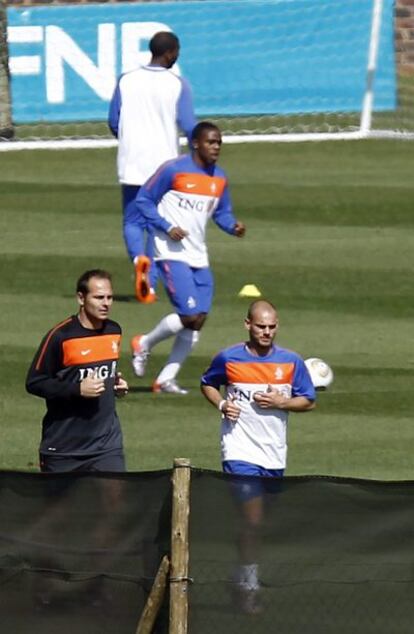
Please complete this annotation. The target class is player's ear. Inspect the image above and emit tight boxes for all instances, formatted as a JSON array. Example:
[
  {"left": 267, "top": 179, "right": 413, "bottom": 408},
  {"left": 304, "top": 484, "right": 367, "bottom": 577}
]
[
  {"left": 244, "top": 318, "right": 251, "bottom": 332},
  {"left": 77, "top": 291, "right": 85, "bottom": 307}
]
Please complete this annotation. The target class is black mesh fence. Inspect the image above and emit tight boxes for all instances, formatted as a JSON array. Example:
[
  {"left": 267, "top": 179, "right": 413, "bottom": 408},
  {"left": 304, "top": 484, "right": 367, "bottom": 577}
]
[
  {"left": 3, "top": 469, "right": 414, "bottom": 633},
  {"left": 189, "top": 470, "right": 414, "bottom": 634},
  {"left": 0, "top": 470, "right": 171, "bottom": 634}
]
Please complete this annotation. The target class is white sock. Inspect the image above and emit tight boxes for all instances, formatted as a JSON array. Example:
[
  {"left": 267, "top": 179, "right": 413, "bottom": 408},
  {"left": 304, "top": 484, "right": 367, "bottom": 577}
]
[
  {"left": 155, "top": 329, "right": 199, "bottom": 385},
  {"left": 239, "top": 564, "right": 259, "bottom": 591},
  {"left": 143, "top": 313, "right": 183, "bottom": 351}
]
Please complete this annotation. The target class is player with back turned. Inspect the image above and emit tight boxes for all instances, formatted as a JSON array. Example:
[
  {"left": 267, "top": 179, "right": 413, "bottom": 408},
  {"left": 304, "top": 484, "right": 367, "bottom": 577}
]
[
  {"left": 26, "top": 269, "right": 128, "bottom": 473},
  {"left": 108, "top": 31, "right": 197, "bottom": 303}
]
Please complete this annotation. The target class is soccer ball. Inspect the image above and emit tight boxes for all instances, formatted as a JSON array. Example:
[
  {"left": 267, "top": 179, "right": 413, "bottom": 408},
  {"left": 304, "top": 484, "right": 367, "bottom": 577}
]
[{"left": 305, "top": 358, "right": 334, "bottom": 389}]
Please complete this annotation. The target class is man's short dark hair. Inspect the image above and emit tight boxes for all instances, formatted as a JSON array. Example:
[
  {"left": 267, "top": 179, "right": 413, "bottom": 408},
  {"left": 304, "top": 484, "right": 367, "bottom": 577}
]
[
  {"left": 191, "top": 121, "right": 221, "bottom": 142},
  {"left": 76, "top": 269, "right": 112, "bottom": 295},
  {"left": 149, "top": 32, "right": 179, "bottom": 56}
]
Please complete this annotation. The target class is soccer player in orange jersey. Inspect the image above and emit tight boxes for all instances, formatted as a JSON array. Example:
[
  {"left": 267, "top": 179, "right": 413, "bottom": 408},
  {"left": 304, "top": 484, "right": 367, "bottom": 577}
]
[
  {"left": 201, "top": 300, "right": 316, "bottom": 613},
  {"left": 26, "top": 269, "right": 128, "bottom": 472}
]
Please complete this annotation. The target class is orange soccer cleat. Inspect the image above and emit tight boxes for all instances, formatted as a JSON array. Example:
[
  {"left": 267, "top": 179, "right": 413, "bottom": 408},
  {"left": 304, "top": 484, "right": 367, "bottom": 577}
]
[{"left": 134, "top": 256, "right": 157, "bottom": 303}]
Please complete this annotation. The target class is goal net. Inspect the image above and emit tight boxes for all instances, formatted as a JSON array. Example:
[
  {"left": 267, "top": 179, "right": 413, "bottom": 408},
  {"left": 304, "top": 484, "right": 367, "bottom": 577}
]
[{"left": 1, "top": 0, "right": 412, "bottom": 150}]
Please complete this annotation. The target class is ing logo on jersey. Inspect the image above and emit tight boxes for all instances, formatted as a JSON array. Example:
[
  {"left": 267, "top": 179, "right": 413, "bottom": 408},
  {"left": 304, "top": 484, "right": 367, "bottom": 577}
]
[
  {"left": 112, "top": 340, "right": 119, "bottom": 353},
  {"left": 78, "top": 361, "right": 117, "bottom": 381},
  {"left": 187, "top": 296, "right": 196, "bottom": 309}
]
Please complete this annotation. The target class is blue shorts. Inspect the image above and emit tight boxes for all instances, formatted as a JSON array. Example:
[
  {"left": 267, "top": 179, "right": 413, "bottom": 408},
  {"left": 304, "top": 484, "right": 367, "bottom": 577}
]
[
  {"left": 156, "top": 260, "right": 214, "bottom": 316},
  {"left": 223, "top": 460, "right": 284, "bottom": 501}
]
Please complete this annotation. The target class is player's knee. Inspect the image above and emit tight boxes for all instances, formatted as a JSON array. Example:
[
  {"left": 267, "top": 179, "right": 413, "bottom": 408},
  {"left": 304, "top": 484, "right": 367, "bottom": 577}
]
[
  {"left": 248, "top": 514, "right": 263, "bottom": 530},
  {"left": 180, "top": 313, "right": 207, "bottom": 331},
  {"left": 194, "top": 314, "right": 207, "bottom": 330}
]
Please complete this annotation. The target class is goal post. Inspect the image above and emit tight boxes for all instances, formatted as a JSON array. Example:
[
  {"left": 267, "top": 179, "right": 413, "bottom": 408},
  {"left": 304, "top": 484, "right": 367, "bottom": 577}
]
[
  {"left": 361, "top": 0, "right": 384, "bottom": 135},
  {"left": 1, "top": 0, "right": 412, "bottom": 151},
  {"left": 0, "top": 0, "right": 13, "bottom": 139}
]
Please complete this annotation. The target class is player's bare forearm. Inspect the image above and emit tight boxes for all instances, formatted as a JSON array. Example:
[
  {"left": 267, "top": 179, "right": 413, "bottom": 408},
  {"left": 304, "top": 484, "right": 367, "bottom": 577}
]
[
  {"left": 200, "top": 384, "right": 241, "bottom": 421},
  {"left": 200, "top": 384, "right": 222, "bottom": 408},
  {"left": 253, "top": 387, "right": 315, "bottom": 412},
  {"left": 279, "top": 396, "right": 315, "bottom": 412}
]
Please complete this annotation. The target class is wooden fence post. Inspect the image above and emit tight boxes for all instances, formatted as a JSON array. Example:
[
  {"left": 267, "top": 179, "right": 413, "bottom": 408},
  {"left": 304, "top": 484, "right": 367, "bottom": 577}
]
[
  {"left": 135, "top": 555, "right": 170, "bottom": 634},
  {"left": 169, "top": 458, "right": 191, "bottom": 634}
]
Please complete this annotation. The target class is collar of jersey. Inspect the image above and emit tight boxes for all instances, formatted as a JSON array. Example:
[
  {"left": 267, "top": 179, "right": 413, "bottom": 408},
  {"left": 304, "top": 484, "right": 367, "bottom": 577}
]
[
  {"left": 244, "top": 342, "right": 276, "bottom": 359},
  {"left": 144, "top": 64, "right": 169, "bottom": 72}
]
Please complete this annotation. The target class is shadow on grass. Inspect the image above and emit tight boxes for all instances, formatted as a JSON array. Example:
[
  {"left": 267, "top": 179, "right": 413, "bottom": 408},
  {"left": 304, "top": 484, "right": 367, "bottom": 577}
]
[
  {"left": 113, "top": 294, "right": 136, "bottom": 303},
  {"left": 128, "top": 386, "right": 154, "bottom": 393}
]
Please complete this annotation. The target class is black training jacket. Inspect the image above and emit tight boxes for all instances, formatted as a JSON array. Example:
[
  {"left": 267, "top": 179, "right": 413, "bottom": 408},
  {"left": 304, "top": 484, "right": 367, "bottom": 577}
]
[{"left": 26, "top": 315, "right": 123, "bottom": 456}]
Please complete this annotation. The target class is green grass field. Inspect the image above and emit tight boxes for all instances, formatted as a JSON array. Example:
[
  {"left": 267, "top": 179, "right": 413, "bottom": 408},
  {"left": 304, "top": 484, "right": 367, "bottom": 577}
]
[{"left": 1, "top": 140, "right": 413, "bottom": 478}]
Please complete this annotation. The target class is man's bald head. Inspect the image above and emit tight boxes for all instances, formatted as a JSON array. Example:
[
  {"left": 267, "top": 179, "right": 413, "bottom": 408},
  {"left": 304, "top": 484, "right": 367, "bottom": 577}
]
[
  {"left": 245, "top": 300, "right": 279, "bottom": 354},
  {"left": 247, "top": 300, "right": 278, "bottom": 322}
]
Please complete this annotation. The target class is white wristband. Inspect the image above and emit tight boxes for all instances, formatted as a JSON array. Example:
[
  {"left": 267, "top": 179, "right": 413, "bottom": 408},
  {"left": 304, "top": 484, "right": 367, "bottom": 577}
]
[{"left": 218, "top": 399, "right": 226, "bottom": 412}]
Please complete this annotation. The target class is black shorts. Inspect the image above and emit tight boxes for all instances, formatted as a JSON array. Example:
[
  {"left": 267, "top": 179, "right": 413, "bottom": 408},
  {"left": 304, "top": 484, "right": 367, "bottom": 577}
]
[{"left": 39, "top": 450, "right": 126, "bottom": 473}]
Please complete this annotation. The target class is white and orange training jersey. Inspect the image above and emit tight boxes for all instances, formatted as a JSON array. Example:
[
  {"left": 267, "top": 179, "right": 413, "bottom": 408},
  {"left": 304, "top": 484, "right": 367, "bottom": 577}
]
[
  {"left": 201, "top": 343, "right": 316, "bottom": 469},
  {"left": 135, "top": 154, "right": 237, "bottom": 268}
]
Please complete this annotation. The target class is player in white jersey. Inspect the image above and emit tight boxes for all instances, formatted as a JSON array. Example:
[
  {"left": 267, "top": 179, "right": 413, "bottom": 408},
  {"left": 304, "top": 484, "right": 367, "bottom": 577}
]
[
  {"left": 108, "top": 31, "right": 196, "bottom": 303},
  {"left": 129, "top": 122, "right": 246, "bottom": 394},
  {"left": 201, "top": 300, "right": 316, "bottom": 613}
]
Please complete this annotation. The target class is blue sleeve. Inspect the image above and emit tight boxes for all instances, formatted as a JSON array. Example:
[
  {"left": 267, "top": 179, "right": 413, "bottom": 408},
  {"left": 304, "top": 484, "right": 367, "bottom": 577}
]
[
  {"left": 177, "top": 78, "right": 197, "bottom": 145},
  {"left": 135, "top": 162, "right": 176, "bottom": 233},
  {"left": 292, "top": 358, "right": 316, "bottom": 401},
  {"left": 108, "top": 79, "right": 122, "bottom": 138},
  {"left": 200, "top": 352, "right": 228, "bottom": 389},
  {"left": 108, "top": 80, "right": 122, "bottom": 138},
  {"left": 212, "top": 184, "right": 238, "bottom": 235}
]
